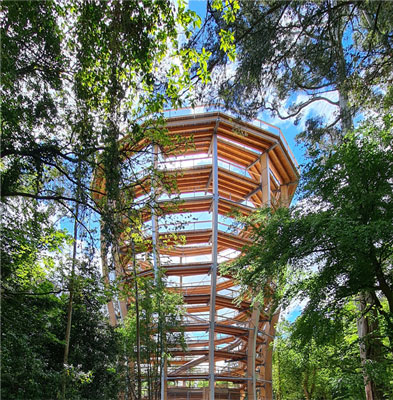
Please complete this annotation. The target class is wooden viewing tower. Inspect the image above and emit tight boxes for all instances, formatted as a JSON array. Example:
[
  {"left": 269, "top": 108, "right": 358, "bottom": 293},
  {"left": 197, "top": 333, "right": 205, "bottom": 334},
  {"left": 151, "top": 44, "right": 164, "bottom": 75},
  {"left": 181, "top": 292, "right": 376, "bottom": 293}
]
[{"left": 101, "top": 110, "right": 299, "bottom": 399}]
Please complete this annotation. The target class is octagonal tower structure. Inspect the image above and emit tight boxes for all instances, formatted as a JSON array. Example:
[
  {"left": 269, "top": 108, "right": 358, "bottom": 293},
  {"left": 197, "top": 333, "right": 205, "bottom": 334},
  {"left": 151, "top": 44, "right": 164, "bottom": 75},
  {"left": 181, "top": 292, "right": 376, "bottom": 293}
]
[{"left": 106, "top": 110, "right": 299, "bottom": 400}]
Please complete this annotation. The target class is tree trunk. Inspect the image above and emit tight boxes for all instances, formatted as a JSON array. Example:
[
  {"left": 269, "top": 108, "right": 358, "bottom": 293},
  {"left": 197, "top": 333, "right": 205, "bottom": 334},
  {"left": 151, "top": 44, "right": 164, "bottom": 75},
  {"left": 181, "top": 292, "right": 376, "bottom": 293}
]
[
  {"left": 302, "top": 367, "right": 316, "bottom": 400},
  {"left": 131, "top": 239, "right": 142, "bottom": 400},
  {"left": 331, "top": 0, "right": 353, "bottom": 136},
  {"left": 331, "top": 6, "right": 383, "bottom": 397},
  {"left": 303, "top": 371, "right": 310, "bottom": 400},
  {"left": 62, "top": 203, "right": 79, "bottom": 399},
  {"left": 356, "top": 293, "right": 385, "bottom": 400},
  {"left": 303, "top": 385, "right": 311, "bottom": 400}
]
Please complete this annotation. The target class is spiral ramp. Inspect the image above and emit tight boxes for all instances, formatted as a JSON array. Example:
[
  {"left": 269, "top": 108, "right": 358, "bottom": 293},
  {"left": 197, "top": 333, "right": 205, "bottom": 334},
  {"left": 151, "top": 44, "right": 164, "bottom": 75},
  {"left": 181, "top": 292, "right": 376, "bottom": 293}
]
[{"left": 103, "top": 111, "right": 299, "bottom": 399}]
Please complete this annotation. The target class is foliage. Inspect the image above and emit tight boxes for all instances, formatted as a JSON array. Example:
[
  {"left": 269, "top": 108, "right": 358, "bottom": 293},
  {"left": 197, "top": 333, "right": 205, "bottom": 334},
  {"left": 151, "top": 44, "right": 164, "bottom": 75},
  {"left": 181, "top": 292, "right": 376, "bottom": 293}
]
[
  {"left": 1, "top": 0, "right": 214, "bottom": 221},
  {"left": 223, "top": 117, "right": 393, "bottom": 396},
  {"left": 198, "top": 0, "right": 393, "bottom": 147},
  {"left": 2, "top": 283, "right": 64, "bottom": 399},
  {"left": 5, "top": 0, "right": 393, "bottom": 396},
  {"left": 273, "top": 310, "right": 366, "bottom": 400},
  {"left": 1, "top": 2, "right": 217, "bottom": 400},
  {"left": 117, "top": 273, "right": 185, "bottom": 399},
  {"left": 1, "top": 204, "right": 62, "bottom": 398},
  {"left": 60, "top": 278, "right": 123, "bottom": 400},
  {"left": 1, "top": 207, "right": 121, "bottom": 399},
  {"left": 1, "top": 0, "right": 65, "bottom": 197},
  {"left": 1, "top": 202, "right": 66, "bottom": 290},
  {"left": 204, "top": 1, "right": 393, "bottom": 395}
]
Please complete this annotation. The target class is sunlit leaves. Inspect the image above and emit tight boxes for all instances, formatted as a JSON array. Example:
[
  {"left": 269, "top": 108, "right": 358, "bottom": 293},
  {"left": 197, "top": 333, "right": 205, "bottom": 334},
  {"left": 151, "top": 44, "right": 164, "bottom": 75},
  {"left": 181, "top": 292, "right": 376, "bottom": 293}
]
[
  {"left": 273, "top": 312, "right": 366, "bottom": 399},
  {"left": 225, "top": 116, "right": 393, "bottom": 360},
  {"left": 200, "top": 0, "right": 393, "bottom": 145},
  {"left": 211, "top": 0, "right": 239, "bottom": 63},
  {"left": 219, "top": 29, "right": 236, "bottom": 62}
]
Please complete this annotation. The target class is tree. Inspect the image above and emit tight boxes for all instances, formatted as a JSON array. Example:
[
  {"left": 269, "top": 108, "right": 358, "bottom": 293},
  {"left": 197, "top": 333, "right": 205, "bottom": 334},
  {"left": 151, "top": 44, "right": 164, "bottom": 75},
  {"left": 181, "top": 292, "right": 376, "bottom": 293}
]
[
  {"left": 0, "top": 205, "right": 121, "bottom": 399},
  {"left": 197, "top": 0, "right": 393, "bottom": 148},
  {"left": 1, "top": 206, "right": 66, "bottom": 399},
  {"left": 274, "top": 307, "right": 366, "bottom": 400},
  {"left": 1, "top": 0, "right": 216, "bottom": 245},
  {"left": 1, "top": 0, "right": 209, "bottom": 211},
  {"left": 60, "top": 275, "right": 123, "bottom": 400},
  {"left": 202, "top": 2, "right": 393, "bottom": 397},
  {"left": 223, "top": 116, "right": 393, "bottom": 398},
  {"left": 2, "top": 1, "right": 222, "bottom": 398},
  {"left": 117, "top": 274, "right": 185, "bottom": 400}
]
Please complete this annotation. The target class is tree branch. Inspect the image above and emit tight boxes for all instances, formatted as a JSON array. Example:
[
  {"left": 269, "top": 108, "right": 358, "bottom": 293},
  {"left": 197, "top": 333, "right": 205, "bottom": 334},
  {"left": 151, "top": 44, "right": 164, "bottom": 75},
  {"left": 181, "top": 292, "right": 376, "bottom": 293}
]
[
  {"left": 2, "top": 288, "right": 64, "bottom": 296},
  {"left": 2, "top": 191, "right": 101, "bottom": 214},
  {"left": 271, "top": 96, "right": 339, "bottom": 120}
]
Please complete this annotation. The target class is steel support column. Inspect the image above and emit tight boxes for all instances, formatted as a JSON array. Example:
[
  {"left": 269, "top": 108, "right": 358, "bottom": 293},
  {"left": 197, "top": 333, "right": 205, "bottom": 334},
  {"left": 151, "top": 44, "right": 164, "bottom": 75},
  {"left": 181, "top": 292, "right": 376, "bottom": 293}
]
[
  {"left": 151, "top": 143, "right": 167, "bottom": 400},
  {"left": 151, "top": 143, "right": 159, "bottom": 280},
  {"left": 209, "top": 119, "right": 219, "bottom": 400}
]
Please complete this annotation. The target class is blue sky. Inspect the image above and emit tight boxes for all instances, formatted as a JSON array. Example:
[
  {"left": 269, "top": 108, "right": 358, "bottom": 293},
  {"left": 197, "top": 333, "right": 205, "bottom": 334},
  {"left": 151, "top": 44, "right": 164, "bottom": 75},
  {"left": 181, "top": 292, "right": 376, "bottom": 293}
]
[
  {"left": 286, "top": 305, "right": 302, "bottom": 323},
  {"left": 187, "top": 0, "right": 310, "bottom": 170}
]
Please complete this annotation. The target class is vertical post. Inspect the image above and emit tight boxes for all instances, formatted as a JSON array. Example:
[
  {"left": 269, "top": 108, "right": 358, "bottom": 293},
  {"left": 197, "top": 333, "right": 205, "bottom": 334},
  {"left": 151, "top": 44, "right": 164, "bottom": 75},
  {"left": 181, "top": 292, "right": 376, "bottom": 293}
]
[
  {"left": 161, "top": 357, "right": 168, "bottom": 400},
  {"left": 280, "top": 183, "right": 290, "bottom": 208},
  {"left": 247, "top": 306, "right": 260, "bottom": 400},
  {"left": 263, "top": 312, "right": 279, "bottom": 400},
  {"left": 261, "top": 152, "right": 271, "bottom": 206},
  {"left": 151, "top": 143, "right": 159, "bottom": 280},
  {"left": 113, "top": 247, "right": 128, "bottom": 323},
  {"left": 150, "top": 143, "right": 167, "bottom": 400},
  {"left": 209, "top": 119, "right": 219, "bottom": 400},
  {"left": 100, "top": 230, "right": 117, "bottom": 326}
]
